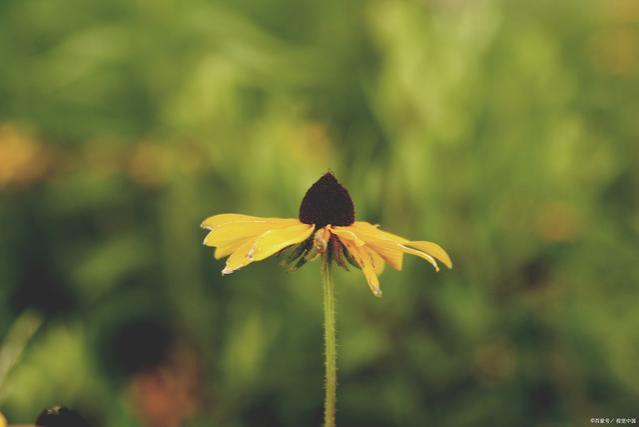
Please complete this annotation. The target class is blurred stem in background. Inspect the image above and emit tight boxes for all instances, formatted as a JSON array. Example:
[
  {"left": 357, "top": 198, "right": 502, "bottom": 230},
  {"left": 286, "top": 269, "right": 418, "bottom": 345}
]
[
  {"left": 322, "top": 256, "right": 336, "bottom": 427},
  {"left": 0, "top": 311, "right": 42, "bottom": 403}
]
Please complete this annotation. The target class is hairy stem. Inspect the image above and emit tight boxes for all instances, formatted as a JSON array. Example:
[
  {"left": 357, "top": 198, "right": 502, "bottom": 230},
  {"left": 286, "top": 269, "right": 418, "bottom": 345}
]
[{"left": 321, "top": 255, "right": 337, "bottom": 427}]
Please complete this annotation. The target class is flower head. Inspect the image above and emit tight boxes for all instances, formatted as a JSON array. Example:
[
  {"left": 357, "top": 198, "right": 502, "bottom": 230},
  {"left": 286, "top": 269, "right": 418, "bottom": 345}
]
[
  {"left": 201, "top": 172, "right": 452, "bottom": 297},
  {"left": 35, "top": 406, "right": 90, "bottom": 427}
]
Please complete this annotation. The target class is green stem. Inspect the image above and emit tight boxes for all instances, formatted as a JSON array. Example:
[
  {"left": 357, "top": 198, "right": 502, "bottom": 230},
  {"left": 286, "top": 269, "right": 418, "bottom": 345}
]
[{"left": 321, "top": 255, "right": 337, "bottom": 427}]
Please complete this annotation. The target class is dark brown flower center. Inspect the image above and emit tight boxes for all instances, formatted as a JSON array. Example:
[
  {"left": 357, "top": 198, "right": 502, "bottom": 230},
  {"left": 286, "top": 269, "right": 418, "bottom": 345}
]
[
  {"left": 299, "top": 172, "right": 355, "bottom": 228},
  {"left": 36, "top": 406, "right": 90, "bottom": 427}
]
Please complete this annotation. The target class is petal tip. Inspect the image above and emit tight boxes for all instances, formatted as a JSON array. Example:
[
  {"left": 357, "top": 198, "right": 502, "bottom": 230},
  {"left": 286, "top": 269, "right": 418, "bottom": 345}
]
[
  {"left": 439, "top": 255, "right": 453, "bottom": 269},
  {"left": 200, "top": 219, "right": 214, "bottom": 230}
]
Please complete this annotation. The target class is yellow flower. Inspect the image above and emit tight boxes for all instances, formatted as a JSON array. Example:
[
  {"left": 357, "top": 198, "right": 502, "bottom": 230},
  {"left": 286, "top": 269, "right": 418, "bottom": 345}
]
[{"left": 201, "top": 172, "right": 451, "bottom": 297}]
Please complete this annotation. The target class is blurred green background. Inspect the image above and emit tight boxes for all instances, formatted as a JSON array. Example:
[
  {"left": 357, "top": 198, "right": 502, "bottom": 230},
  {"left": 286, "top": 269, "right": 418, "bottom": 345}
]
[{"left": 1, "top": 0, "right": 639, "bottom": 426}]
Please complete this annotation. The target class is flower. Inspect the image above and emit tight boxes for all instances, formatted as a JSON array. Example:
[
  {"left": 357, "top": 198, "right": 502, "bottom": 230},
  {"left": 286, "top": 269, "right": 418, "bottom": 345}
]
[
  {"left": 35, "top": 406, "right": 90, "bottom": 427},
  {"left": 201, "top": 172, "right": 452, "bottom": 297}
]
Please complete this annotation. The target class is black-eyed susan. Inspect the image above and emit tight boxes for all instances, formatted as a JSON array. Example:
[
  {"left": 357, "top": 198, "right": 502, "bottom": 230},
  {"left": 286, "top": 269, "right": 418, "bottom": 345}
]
[
  {"left": 201, "top": 172, "right": 452, "bottom": 427},
  {"left": 35, "top": 406, "right": 90, "bottom": 427},
  {"left": 201, "top": 172, "right": 451, "bottom": 296}
]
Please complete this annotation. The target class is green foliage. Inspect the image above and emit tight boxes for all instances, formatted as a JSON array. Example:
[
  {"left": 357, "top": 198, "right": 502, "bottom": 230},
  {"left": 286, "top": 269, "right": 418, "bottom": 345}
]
[{"left": 1, "top": 0, "right": 639, "bottom": 425}]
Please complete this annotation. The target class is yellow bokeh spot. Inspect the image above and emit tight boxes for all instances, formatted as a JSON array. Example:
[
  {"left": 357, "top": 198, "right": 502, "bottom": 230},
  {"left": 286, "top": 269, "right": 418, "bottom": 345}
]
[{"left": 0, "top": 124, "right": 51, "bottom": 188}]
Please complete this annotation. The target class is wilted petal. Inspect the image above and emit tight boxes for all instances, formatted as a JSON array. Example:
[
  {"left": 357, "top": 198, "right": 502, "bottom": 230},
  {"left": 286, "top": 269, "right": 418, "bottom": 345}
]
[
  {"left": 399, "top": 245, "right": 440, "bottom": 271},
  {"left": 360, "top": 236, "right": 404, "bottom": 271},
  {"left": 366, "top": 247, "right": 386, "bottom": 275},
  {"left": 214, "top": 239, "right": 248, "bottom": 259},
  {"left": 222, "top": 239, "right": 258, "bottom": 274},
  {"left": 328, "top": 226, "right": 366, "bottom": 246},
  {"left": 408, "top": 241, "right": 452, "bottom": 269},
  {"left": 341, "top": 222, "right": 448, "bottom": 272},
  {"left": 336, "top": 223, "right": 404, "bottom": 270},
  {"left": 339, "top": 237, "right": 382, "bottom": 297}
]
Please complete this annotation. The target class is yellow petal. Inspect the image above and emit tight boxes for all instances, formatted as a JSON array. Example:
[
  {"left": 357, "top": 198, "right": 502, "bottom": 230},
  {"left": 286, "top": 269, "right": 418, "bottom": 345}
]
[
  {"left": 220, "top": 223, "right": 315, "bottom": 274},
  {"left": 351, "top": 222, "right": 449, "bottom": 272},
  {"left": 214, "top": 239, "right": 248, "bottom": 259},
  {"left": 337, "top": 224, "right": 404, "bottom": 270},
  {"left": 399, "top": 244, "right": 440, "bottom": 272},
  {"left": 340, "top": 238, "right": 382, "bottom": 297},
  {"left": 366, "top": 247, "right": 386, "bottom": 275},
  {"left": 222, "top": 239, "right": 257, "bottom": 275},
  {"left": 408, "top": 241, "right": 452, "bottom": 269},
  {"left": 369, "top": 242, "right": 403, "bottom": 270},
  {"left": 203, "top": 219, "right": 298, "bottom": 247},
  {"left": 201, "top": 213, "right": 297, "bottom": 230},
  {"left": 328, "top": 226, "right": 366, "bottom": 246},
  {"left": 351, "top": 221, "right": 410, "bottom": 243},
  {"left": 203, "top": 226, "right": 256, "bottom": 247},
  {"left": 360, "top": 237, "right": 404, "bottom": 271},
  {"left": 201, "top": 213, "right": 262, "bottom": 229},
  {"left": 250, "top": 223, "right": 315, "bottom": 261}
]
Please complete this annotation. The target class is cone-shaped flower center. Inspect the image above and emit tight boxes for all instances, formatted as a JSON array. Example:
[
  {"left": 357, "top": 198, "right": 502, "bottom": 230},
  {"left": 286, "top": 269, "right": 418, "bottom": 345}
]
[
  {"left": 36, "top": 406, "right": 90, "bottom": 427},
  {"left": 299, "top": 172, "right": 355, "bottom": 228}
]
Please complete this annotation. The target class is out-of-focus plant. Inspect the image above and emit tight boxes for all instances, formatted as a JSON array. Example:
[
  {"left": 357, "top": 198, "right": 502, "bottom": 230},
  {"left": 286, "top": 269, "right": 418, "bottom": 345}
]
[{"left": 0, "top": 0, "right": 638, "bottom": 425}]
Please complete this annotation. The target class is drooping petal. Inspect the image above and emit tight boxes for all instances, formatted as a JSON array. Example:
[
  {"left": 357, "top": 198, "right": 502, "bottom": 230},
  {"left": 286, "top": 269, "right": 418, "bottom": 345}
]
[
  {"left": 214, "top": 239, "right": 249, "bottom": 259},
  {"left": 328, "top": 226, "right": 366, "bottom": 246},
  {"left": 250, "top": 223, "right": 315, "bottom": 261},
  {"left": 221, "top": 223, "right": 314, "bottom": 275},
  {"left": 398, "top": 244, "right": 440, "bottom": 272},
  {"left": 334, "top": 223, "right": 404, "bottom": 270},
  {"left": 203, "top": 218, "right": 298, "bottom": 247},
  {"left": 203, "top": 226, "right": 257, "bottom": 248},
  {"left": 357, "top": 235, "right": 404, "bottom": 270},
  {"left": 340, "top": 221, "right": 449, "bottom": 272},
  {"left": 339, "top": 237, "right": 382, "bottom": 297},
  {"left": 351, "top": 221, "right": 410, "bottom": 243},
  {"left": 202, "top": 215, "right": 300, "bottom": 259},
  {"left": 408, "top": 241, "right": 453, "bottom": 269},
  {"left": 222, "top": 239, "right": 257, "bottom": 274},
  {"left": 366, "top": 247, "right": 386, "bottom": 275}
]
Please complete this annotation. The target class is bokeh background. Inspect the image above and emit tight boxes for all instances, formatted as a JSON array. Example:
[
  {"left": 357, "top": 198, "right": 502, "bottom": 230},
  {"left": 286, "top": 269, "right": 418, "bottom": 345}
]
[{"left": 1, "top": 0, "right": 639, "bottom": 425}]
